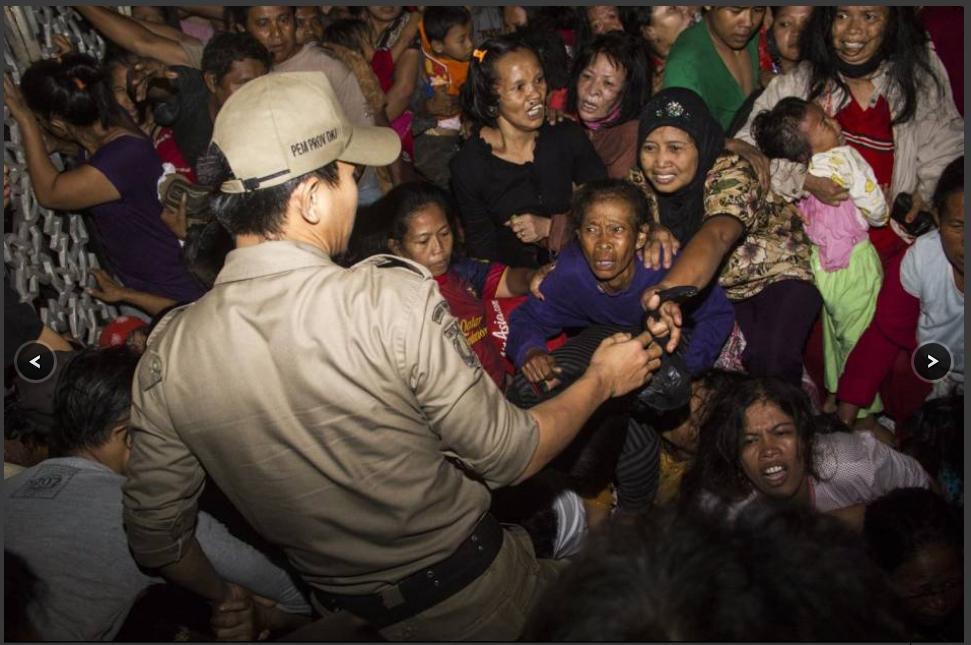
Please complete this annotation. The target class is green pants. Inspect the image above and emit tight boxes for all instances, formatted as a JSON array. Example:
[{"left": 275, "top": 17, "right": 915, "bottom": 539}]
[{"left": 812, "top": 241, "right": 883, "bottom": 416}]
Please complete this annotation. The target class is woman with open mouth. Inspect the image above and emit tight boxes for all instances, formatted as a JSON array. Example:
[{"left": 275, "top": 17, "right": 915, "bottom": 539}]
[
  {"left": 568, "top": 31, "right": 652, "bottom": 179},
  {"left": 450, "top": 34, "right": 607, "bottom": 269},
  {"left": 733, "top": 5, "right": 963, "bottom": 430},
  {"left": 736, "top": 6, "right": 962, "bottom": 266},
  {"left": 682, "top": 375, "right": 931, "bottom": 531}
]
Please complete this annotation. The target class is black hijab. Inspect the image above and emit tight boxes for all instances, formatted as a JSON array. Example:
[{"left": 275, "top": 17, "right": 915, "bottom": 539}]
[{"left": 637, "top": 87, "right": 725, "bottom": 243}]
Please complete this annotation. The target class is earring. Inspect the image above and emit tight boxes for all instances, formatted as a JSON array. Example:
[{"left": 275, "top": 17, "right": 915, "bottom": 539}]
[{"left": 487, "top": 105, "right": 498, "bottom": 117}]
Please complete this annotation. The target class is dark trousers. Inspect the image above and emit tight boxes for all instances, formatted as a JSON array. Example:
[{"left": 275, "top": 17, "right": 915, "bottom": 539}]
[
  {"left": 413, "top": 133, "right": 461, "bottom": 191},
  {"left": 506, "top": 325, "right": 660, "bottom": 511},
  {"left": 732, "top": 279, "right": 823, "bottom": 387}
]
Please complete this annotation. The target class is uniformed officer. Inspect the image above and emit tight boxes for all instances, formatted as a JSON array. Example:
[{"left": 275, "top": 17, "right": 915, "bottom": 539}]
[{"left": 122, "top": 71, "right": 668, "bottom": 640}]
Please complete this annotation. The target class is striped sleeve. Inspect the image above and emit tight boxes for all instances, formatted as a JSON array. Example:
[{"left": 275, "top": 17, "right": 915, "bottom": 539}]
[{"left": 614, "top": 418, "right": 661, "bottom": 512}]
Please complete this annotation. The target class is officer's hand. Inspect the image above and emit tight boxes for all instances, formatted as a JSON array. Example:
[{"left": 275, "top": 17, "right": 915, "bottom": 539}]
[
  {"left": 210, "top": 583, "right": 272, "bottom": 641},
  {"left": 589, "top": 331, "right": 662, "bottom": 398},
  {"left": 522, "top": 348, "right": 562, "bottom": 391}
]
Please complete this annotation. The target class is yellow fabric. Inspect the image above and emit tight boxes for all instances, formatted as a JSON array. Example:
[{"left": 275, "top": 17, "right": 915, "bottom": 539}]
[{"left": 655, "top": 450, "right": 692, "bottom": 507}]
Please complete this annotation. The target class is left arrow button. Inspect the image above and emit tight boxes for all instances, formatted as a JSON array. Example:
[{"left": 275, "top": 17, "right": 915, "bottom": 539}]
[{"left": 14, "top": 342, "right": 58, "bottom": 383}]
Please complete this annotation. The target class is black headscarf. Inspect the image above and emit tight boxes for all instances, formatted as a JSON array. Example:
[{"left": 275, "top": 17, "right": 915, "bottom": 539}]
[{"left": 637, "top": 87, "right": 725, "bottom": 243}]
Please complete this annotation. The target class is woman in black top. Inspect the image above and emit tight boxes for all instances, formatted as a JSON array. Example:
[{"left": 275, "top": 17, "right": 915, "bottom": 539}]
[{"left": 450, "top": 35, "right": 606, "bottom": 268}]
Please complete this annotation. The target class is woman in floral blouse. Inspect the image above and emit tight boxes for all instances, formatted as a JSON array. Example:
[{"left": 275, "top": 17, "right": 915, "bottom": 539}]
[{"left": 630, "top": 87, "right": 820, "bottom": 386}]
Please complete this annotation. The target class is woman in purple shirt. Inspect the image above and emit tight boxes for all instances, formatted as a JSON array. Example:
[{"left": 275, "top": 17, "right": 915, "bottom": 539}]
[
  {"left": 5, "top": 54, "right": 204, "bottom": 305},
  {"left": 508, "top": 178, "right": 734, "bottom": 388}
]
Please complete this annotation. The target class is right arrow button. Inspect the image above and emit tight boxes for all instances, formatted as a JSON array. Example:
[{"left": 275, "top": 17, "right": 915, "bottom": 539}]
[{"left": 913, "top": 342, "right": 952, "bottom": 382}]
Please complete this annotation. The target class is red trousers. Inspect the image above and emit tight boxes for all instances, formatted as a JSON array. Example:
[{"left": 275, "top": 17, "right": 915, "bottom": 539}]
[{"left": 805, "top": 230, "right": 931, "bottom": 424}]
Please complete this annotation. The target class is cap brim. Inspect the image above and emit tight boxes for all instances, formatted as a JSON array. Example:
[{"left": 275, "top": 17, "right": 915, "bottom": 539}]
[{"left": 338, "top": 125, "right": 402, "bottom": 167}]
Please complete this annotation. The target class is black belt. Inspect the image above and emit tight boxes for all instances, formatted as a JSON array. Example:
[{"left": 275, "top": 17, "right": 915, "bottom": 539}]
[{"left": 313, "top": 514, "right": 504, "bottom": 629}]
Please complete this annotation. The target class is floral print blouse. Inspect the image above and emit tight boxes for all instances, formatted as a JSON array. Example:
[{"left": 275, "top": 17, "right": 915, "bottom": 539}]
[{"left": 630, "top": 152, "right": 814, "bottom": 301}]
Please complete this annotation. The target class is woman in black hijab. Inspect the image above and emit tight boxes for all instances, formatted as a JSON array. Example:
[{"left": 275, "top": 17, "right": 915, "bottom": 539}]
[
  {"left": 629, "top": 87, "right": 821, "bottom": 387},
  {"left": 634, "top": 87, "right": 725, "bottom": 245}
]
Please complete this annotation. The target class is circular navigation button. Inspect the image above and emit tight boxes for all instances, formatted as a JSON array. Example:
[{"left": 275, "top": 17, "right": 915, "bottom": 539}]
[
  {"left": 912, "top": 342, "right": 952, "bottom": 383},
  {"left": 14, "top": 341, "right": 58, "bottom": 384}
]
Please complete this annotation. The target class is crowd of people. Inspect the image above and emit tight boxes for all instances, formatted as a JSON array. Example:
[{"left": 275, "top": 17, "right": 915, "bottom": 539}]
[{"left": 2, "top": 5, "right": 964, "bottom": 641}]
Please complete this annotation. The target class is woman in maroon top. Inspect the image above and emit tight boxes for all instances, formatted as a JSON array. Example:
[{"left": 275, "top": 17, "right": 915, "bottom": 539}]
[
  {"left": 568, "top": 31, "right": 652, "bottom": 179},
  {"left": 738, "top": 5, "right": 963, "bottom": 264},
  {"left": 736, "top": 6, "right": 963, "bottom": 429},
  {"left": 384, "top": 182, "right": 543, "bottom": 388}
]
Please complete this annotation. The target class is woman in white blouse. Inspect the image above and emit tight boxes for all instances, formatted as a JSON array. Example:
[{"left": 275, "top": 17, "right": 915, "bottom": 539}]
[{"left": 682, "top": 374, "right": 930, "bottom": 530}]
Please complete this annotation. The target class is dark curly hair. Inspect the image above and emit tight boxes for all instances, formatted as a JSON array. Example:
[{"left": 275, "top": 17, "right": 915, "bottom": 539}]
[
  {"left": 20, "top": 53, "right": 138, "bottom": 132},
  {"left": 422, "top": 6, "right": 471, "bottom": 44},
  {"left": 201, "top": 31, "right": 272, "bottom": 86},
  {"left": 681, "top": 376, "right": 819, "bottom": 507},
  {"left": 568, "top": 31, "right": 652, "bottom": 128},
  {"left": 801, "top": 6, "right": 943, "bottom": 125},
  {"left": 526, "top": 502, "right": 907, "bottom": 640},
  {"left": 931, "top": 155, "right": 963, "bottom": 216},
  {"left": 513, "top": 20, "right": 571, "bottom": 92},
  {"left": 899, "top": 394, "right": 963, "bottom": 489},
  {"left": 460, "top": 34, "right": 541, "bottom": 128},
  {"left": 320, "top": 18, "right": 370, "bottom": 53},
  {"left": 572, "top": 177, "right": 652, "bottom": 232},
  {"left": 50, "top": 346, "right": 139, "bottom": 456},
  {"left": 750, "top": 96, "right": 814, "bottom": 163},
  {"left": 341, "top": 181, "right": 461, "bottom": 267},
  {"left": 383, "top": 181, "right": 458, "bottom": 245},
  {"left": 864, "top": 487, "right": 961, "bottom": 573}
]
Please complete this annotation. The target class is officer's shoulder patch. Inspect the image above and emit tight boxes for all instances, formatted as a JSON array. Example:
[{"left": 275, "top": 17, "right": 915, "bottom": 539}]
[
  {"left": 137, "top": 349, "right": 165, "bottom": 392},
  {"left": 353, "top": 254, "right": 432, "bottom": 279}
]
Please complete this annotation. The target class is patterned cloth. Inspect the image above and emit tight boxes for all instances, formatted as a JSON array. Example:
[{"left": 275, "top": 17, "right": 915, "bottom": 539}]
[
  {"left": 803, "top": 145, "right": 889, "bottom": 271},
  {"left": 809, "top": 431, "right": 931, "bottom": 512},
  {"left": 628, "top": 153, "right": 814, "bottom": 301},
  {"left": 702, "top": 153, "right": 815, "bottom": 300}
]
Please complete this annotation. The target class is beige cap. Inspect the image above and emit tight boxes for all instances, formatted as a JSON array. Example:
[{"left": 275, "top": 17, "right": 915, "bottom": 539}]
[{"left": 212, "top": 71, "right": 401, "bottom": 193}]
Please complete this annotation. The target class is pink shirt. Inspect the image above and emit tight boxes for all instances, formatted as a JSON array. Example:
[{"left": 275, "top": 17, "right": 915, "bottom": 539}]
[
  {"left": 797, "top": 146, "right": 889, "bottom": 271},
  {"left": 180, "top": 18, "right": 214, "bottom": 45},
  {"left": 809, "top": 431, "right": 930, "bottom": 512}
]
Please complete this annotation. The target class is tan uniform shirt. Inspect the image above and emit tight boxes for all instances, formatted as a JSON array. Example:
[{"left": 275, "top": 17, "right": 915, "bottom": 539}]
[{"left": 122, "top": 242, "right": 539, "bottom": 594}]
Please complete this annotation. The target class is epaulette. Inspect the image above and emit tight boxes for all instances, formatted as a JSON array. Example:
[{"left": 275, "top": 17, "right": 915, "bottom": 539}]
[
  {"left": 144, "top": 303, "right": 191, "bottom": 348},
  {"left": 353, "top": 254, "right": 431, "bottom": 278}
]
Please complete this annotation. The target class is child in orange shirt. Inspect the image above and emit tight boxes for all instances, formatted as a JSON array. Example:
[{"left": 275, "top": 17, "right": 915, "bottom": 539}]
[{"left": 415, "top": 7, "right": 474, "bottom": 188}]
